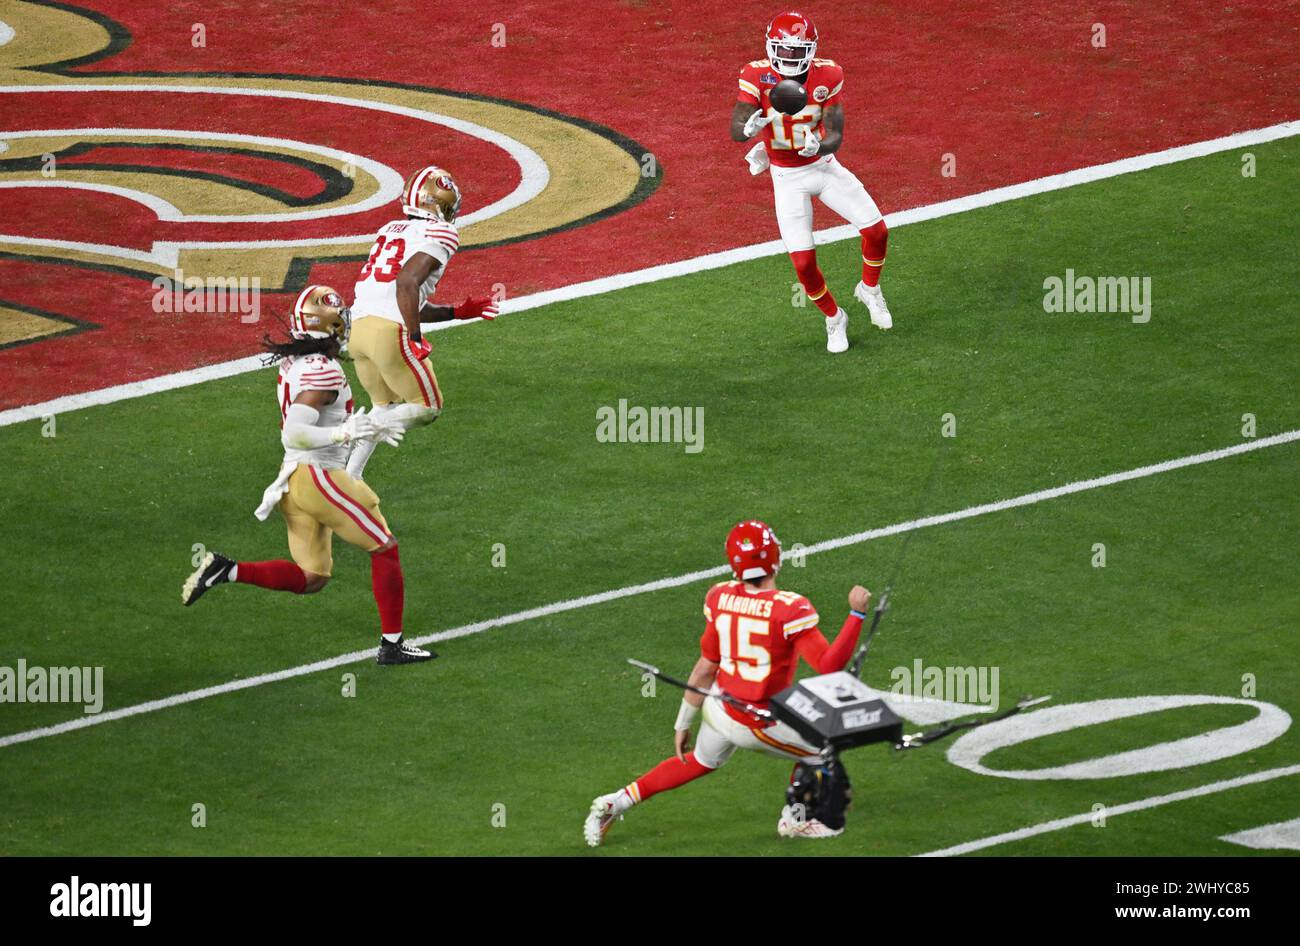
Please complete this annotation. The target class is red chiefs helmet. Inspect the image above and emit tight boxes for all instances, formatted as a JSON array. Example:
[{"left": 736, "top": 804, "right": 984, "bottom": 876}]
[
  {"left": 765, "top": 10, "right": 818, "bottom": 77},
  {"left": 726, "top": 520, "right": 783, "bottom": 581}
]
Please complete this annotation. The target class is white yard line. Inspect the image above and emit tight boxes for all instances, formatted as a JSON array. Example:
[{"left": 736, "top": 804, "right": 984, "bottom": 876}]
[
  {"left": 2, "top": 429, "right": 1295, "bottom": 751},
  {"left": 917, "top": 763, "right": 1300, "bottom": 857},
  {"left": 1, "top": 119, "right": 1295, "bottom": 429}
]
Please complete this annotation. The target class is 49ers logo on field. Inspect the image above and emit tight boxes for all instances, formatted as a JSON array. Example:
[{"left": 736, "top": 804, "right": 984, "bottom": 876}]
[{"left": 0, "top": 0, "right": 656, "bottom": 304}]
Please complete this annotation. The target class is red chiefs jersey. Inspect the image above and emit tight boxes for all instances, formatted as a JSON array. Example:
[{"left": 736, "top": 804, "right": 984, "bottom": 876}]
[
  {"left": 737, "top": 58, "right": 845, "bottom": 168},
  {"left": 699, "top": 580, "right": 821, "bottom": 726}
]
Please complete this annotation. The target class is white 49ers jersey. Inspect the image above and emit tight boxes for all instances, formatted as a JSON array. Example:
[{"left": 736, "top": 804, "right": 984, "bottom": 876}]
[
  {"left": 351, "top": 217, "right": 460, "bottom": 324},
  {"left": 277, "top": 353, "right": 354, "bottom": 469}
]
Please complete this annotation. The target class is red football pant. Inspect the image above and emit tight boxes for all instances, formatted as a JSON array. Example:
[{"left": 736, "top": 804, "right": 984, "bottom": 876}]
[
  {"left": 236, "top": 560, "right": 307, "bottom": 594},
  {"left": 370, "top": 544, "right": 404, "bottom": 637},
  {"left": 860, "top": 220, "right": 888, "bottom": 287},
  {"left": 626, "top": 752, "right": 714, "bottom": 804},
  {"left": 789, "top": 249, "right": 839, "bottom": 316}
]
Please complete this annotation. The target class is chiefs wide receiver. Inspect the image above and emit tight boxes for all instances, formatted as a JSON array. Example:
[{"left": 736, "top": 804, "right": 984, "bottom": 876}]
[
  {"left": 584, "top": 520, "right": 871, "bottom": 845},
  {"left": 731, "top": 10, "right": 893, "bottom": 353}
]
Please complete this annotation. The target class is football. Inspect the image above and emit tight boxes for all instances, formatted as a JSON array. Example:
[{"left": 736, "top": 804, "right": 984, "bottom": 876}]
[{"left": 770, "top": 78, "right": 808, "bottom": 114}]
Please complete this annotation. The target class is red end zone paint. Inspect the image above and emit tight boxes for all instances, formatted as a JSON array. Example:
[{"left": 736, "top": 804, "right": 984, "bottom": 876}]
[{"left": 1, "top": 0, "right": 1296, "bottom": 409}]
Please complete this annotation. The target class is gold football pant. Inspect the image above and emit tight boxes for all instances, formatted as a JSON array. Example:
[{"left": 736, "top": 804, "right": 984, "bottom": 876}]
[
  {"left": 348, "top": 315, "right": 444, "bottom": 409},
  {"left": 279, "top": 464, "right": 391, "bottom": 576}
]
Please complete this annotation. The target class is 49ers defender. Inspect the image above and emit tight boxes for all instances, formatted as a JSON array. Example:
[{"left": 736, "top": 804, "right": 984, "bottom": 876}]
[
  {"left": 344, "top": 165, "right": 500, "bottom": 482},
  {"left": 584, "top": 520, "right": 871, "bottom": 845},
  {"left": 731, "top": 10, "right": 893, "bottom": 353},
  {"left": 180, "top": 286, "right": 434, "bottom": 665}
]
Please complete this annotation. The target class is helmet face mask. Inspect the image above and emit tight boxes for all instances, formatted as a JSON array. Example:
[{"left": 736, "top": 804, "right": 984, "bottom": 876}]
[
  {"left": 291, "top": 285, "right": 351, "bottom": 345},
  {"left": 764, "top": 10, "right": 816, "bottom": 76},
  {"left": 402, "top": 166, "right": 461, "bottom": 223},
  {"left": 765, "top": 10, "right": 818, "bottom": 77}
]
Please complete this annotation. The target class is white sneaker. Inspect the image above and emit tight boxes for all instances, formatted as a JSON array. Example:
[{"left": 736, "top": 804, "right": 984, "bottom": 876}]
[
  {"left": 854, "top": 281, "right": 893, "bottom": 330},
  {"left": 584, "top": 791, "right": 627, "bottom": 848},
  {"left": 777, "top": 804, "right": 844, "bottom": 839},
  {"left": 824, "top": 308, "right": 849, "bottom": 353}
]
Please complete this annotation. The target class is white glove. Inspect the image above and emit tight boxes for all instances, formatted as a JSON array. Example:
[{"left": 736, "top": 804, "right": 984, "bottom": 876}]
[
  {"left": 744, "top": 141, "right": 770, "bottom": 175},
  {"left": 333, "top": 407, "right": 403, "bottom": 447},
  {"left": 798, "top": 129, "right": 821, "bottom": 157},
  {"left": 743, "top": 108, "right": 773, "bottom": 139}
]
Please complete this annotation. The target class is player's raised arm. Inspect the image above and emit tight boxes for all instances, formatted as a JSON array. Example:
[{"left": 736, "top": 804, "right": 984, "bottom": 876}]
[{"left": 793, "top": 584, "right": 871, "bottom": 674}]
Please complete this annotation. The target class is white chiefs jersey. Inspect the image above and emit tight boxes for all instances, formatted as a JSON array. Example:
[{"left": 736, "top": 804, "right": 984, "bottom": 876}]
[
  {"left": 351, "top": 217, "right": 460, "bottom": 323},
  {"left": 277, "top": 353, "right": 354, "bottom": 469}
]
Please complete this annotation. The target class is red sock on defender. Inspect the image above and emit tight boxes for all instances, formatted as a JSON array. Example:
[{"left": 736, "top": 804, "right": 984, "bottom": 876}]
[
  {"left": 236, "top": 560, "right": 307, "bottom": 594},
  {"left": 625, "top": 752, "right": 713, "bottom": 804},
  {"left": 370, "top": 544, "right": 404, "bottom": 641},
  {"left": 790, "top": 249, "right": 839, "bottom": 316},
  {"left": 860, "top": 220, "right": 888, "bottom": 287}
]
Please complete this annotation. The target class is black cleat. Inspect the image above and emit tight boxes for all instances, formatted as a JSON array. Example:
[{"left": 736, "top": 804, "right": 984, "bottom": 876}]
[
  {"left": 182, "top": 551, "right": 235, "bottom": 606},
  {"left": 376, "top": 637, "right": 438, "bottom": 665}
]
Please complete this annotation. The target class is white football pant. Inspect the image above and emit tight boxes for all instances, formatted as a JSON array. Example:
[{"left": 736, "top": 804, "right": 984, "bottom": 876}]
[
  {"left": 692, "top": 694, "right": 824, "bottom": 769},
  {"left": 770, "top": 155, "right": 882, "bottom": 253}
]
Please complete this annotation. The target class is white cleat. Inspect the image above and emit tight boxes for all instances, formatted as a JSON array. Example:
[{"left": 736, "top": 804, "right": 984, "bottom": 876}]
[
  {"left": 824, "top": 308, "right": 849, "bottom": 353},
  {"left": 854, "top": 281, "right": 893, "bottom": 330},
  {"left": 777, "top": 805, "right": 844, "bottom": 839},
  {"left": 584, "top": 792, "right": 626, "bottom": 848}
]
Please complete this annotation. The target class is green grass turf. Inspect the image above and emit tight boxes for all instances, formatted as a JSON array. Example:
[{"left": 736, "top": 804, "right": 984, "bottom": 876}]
[{"left": 0, "top": 140, "right": 1296, "bottom": 855}]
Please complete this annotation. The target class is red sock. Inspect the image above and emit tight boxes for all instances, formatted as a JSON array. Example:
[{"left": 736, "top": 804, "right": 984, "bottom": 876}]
[
  {"left": 860, "top": 220, "right": 888, "bottom": 287},
  {"left": 790, "top": 249, "right": 839, "bottom": 316},
  {"left": 370, "top": 544, "right": 404, "bottom": 638},
  {"left": 236, "top": 560, "right": 307, "bottom": 594},
  {"left": 626, "top": 752, "right": 713, "bottom": 804}
]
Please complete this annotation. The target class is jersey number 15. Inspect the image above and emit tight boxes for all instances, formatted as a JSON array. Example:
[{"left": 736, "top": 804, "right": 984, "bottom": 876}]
[{"left": 715, "top": 612, "right": 771, "bottom": 682}]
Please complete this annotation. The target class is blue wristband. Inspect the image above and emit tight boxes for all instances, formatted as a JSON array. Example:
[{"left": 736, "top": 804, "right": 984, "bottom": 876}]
[{"left": 850, "top": 609, "right": 868, "bottom": 619}]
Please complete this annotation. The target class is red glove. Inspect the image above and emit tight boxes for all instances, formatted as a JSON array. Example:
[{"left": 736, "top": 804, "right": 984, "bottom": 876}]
[
  {"left": 409, "top": 336, "right": 432, "bottom": 359},
  {"left": 454, "top": 295, "right": 500, "bottom": 321}
]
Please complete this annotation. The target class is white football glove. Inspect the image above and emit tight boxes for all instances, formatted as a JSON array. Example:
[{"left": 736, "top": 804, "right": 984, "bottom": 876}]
[
  {"left": 798, "top": 130, "right": 821, "bottom": 157},
  {"left": 743, "top": 108, "right": 773, "bottom": 139},
  {"left": 744, "top": 141, "right": 770, "bottom": 175},
  {"left": 333, "top": 407, "right": 404, "bottom": 447}
]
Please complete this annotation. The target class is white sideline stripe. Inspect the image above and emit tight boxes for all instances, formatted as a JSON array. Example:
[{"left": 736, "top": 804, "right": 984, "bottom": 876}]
[
  {"left": 1, "top": 429, "right": 1295, "bottom": 752},
  {"left": 1, "top": 119, "right": 1294, "bottom": 430},
  {"left": 917, "top": 764, "right": 1300, "bottom": 857}
]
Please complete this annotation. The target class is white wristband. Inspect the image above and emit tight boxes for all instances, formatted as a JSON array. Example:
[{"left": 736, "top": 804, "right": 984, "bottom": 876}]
[{"left": 674, "top": 698, "right": 699, "bottom": 731}]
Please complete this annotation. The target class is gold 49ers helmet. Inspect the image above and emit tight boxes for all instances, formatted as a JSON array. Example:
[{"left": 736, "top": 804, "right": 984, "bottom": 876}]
[
  {"left": 401, "top": 165, "right": 462, "bottom": 222},
  {"left": 291, "top": 285, "right": 351, "bottom": 343}
]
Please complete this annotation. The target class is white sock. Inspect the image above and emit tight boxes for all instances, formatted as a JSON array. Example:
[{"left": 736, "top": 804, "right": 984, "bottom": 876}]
[
  {"left": 381, "top": 631, "right": 402, "bottom": 644},
  {"left": 387, "top": 402, "right": 439, "bottom": 430},
  {"left": 345, "top": 404, "right": 393, "bottom": 479}
]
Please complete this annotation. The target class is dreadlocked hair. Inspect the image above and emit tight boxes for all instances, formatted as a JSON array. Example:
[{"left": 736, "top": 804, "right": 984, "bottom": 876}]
[{"left": 259, "top": 312, "right": 340, "bottom": 366}]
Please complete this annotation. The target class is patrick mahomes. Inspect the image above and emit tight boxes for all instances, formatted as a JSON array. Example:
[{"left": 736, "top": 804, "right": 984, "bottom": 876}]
[
  {"left": 731, "top": 10, "right": 893, "bottom": 353},
  {"left": 584, "top": 520, "right": 872, "bottom": 845}
]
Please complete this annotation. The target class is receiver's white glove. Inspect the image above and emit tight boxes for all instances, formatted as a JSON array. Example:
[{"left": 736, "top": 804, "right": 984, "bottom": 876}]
[
  {"left": 744, "top": 141, "right": 770, "bottom": 175},
  {"left": 743, "top": 108, "right": 773, "bottom": 139},
  {"left": 798, "top": 130, "right": 821, "bottom": 157}
]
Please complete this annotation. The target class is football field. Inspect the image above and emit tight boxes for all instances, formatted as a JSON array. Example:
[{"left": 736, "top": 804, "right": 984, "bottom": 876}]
[{"left": 2, "top": 136, "right": 1297, "bottom": 856}]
